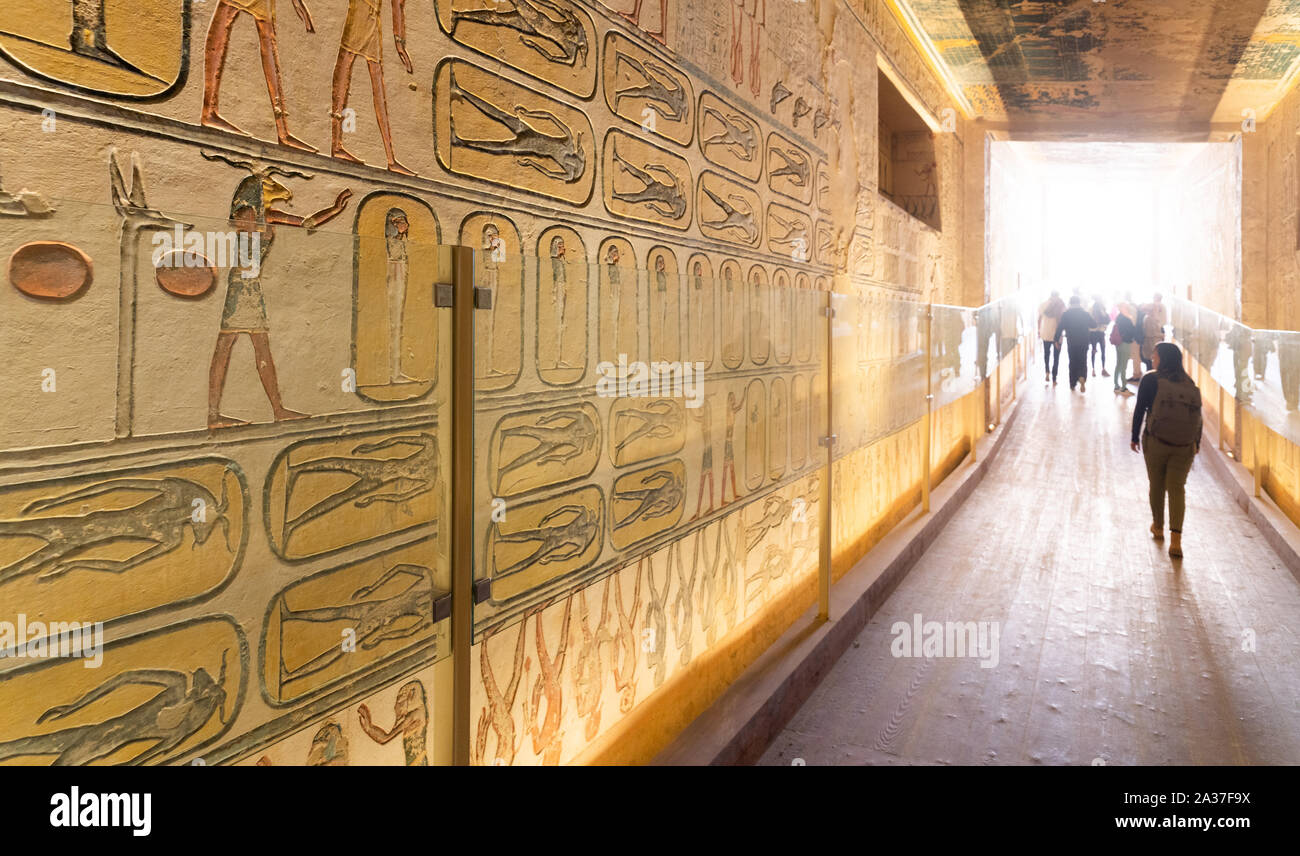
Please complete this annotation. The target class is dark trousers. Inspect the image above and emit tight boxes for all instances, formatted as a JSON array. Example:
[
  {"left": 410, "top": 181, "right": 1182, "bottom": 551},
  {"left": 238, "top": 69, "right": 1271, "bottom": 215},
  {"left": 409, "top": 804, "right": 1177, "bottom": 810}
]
[
  {"left": 1143, "top": 434, "right": 1195, "bottom": 532},
  {"left": 1042, "top": 339, "right": 1060, "bottom": 380},
  {"left": 1088, "top": 330, "right": 1106, "bottom": 369},
  {"left": 1067, "top": 339, "right": 1088, "bottom": 388}
]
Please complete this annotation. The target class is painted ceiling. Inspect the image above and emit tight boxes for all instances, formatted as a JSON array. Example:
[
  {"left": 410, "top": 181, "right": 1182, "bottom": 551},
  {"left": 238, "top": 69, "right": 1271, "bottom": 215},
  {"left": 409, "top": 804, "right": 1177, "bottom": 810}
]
[{"left": 896, "top": 0, "right": 1300, "bottom": 137}]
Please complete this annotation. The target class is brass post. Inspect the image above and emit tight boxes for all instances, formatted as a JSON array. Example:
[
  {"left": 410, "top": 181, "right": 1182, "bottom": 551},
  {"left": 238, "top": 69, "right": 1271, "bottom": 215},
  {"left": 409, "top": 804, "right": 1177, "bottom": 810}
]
[
  {"left": 818, "top": 289, "right": 833, "bottom": 622},
  {"left": 450, "top": 245, "right": 475, "bottom": 766},
  {"left": 1253, "top": 414, "right": 1264, "bottom": 498},
  {"left": 923, "top": 302, "right": 932, "bottom": 513},
  {"left": 1218, "top": 386, "right": 1225, "bottom": 452}
]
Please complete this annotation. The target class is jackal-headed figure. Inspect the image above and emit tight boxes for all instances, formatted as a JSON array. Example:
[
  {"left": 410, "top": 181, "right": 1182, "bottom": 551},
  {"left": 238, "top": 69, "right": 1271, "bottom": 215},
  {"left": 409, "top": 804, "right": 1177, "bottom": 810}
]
[
  {"left": 331, "top": 0, "right": 415, "bottom": 174},
  {"left": 201, "top": 0, "right": 317, "bottom": 151},
  {"left": 201, "top": 151, "right": 352, "bottom": 429}
]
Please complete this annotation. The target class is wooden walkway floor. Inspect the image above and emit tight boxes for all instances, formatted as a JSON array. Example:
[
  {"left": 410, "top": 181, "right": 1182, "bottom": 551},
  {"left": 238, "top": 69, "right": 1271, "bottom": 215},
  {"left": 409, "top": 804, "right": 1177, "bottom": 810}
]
[{"left": 759, "top": 377, "right": 1300, "bottom": 765}]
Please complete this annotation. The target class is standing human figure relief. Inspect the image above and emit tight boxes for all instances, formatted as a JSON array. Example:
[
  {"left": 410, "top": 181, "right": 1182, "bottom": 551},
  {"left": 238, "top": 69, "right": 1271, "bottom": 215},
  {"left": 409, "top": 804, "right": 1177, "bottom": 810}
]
[
  {"left": 201, "top": 151, "right": 352, "bottom": 429},
  {"left": 615, "top": 0, "right": 668, "bottom": 45},
  {"left": 479, "top": 224, "right": 505, "bottom": 378},
  {"left": 384, "top": 208, "right": 421, "bottom": 384},
  {"left": 331, "top": 0, "right": 416, "bottom": 175},
  {"left": 201, "top": 0, "right": 317, "bottom": 151},
  {"left": 357, "top": 679, "right": 429, "bottom": 765},
  {"left": 730, "top": 0, "right": 763, "bottom": 96},
  {"left": 548, "top": 235, "right": 573, "bottom": 368}
]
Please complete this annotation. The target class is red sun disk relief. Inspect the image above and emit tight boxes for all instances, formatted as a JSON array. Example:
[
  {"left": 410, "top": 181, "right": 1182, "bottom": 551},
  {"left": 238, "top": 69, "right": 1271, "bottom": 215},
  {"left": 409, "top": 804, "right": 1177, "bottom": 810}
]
[{"left": 8, "top": 242, "right": 94, "bottom": 300}]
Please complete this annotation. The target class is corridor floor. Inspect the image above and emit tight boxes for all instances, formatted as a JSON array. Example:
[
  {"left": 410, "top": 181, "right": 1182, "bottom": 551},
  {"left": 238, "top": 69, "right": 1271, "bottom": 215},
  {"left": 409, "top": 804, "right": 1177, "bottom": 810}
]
[{"left": 759, "top": 369, "right": 1300, "bottom": 765}]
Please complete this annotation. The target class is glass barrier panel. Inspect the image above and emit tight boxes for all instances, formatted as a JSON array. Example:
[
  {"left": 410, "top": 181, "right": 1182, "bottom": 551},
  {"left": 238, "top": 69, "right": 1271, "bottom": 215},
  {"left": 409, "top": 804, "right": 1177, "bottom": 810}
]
[{"left": 931, "top": 303, "right": 979, "bottom": 410}]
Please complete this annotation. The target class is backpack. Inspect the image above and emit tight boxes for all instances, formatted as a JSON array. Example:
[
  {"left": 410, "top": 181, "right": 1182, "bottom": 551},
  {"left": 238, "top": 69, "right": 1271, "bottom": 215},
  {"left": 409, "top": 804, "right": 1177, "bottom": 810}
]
[
  {"left": 1109, "top": 322, "right": 1122, "bottom": 345},
  {"left": 1146, "top": 376, "right": 1202, "bottom": 447},
  {"left": 1115, "top": 314, "right": 1137, "bottom": 343}
]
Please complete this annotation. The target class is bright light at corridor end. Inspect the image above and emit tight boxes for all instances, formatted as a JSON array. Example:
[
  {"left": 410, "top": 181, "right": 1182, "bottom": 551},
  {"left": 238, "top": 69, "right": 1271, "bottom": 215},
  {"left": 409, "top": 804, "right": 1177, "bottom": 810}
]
[{"left": 992, "top": 141, "right": 1238, "bottom": 311}]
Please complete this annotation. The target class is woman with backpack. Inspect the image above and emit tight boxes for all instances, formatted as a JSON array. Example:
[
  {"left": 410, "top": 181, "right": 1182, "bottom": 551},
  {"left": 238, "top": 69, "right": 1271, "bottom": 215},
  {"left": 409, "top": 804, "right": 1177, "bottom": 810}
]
[{"left": 1130, "top": 342, "right": 1203, "bottom": 559}]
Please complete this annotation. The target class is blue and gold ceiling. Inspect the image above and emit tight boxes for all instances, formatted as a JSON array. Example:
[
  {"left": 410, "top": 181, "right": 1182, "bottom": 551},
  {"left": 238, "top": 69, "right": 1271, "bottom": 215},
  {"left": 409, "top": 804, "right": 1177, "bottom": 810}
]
[{"left": 896, "top": 0, "right": 1300, "bottom": 132}]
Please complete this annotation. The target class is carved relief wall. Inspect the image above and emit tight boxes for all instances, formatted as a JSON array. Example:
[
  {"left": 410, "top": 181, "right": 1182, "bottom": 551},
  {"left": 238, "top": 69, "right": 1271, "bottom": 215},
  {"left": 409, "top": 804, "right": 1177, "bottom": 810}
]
[{"left": 0, "top": 0, "right": 977, "bottom": 765}]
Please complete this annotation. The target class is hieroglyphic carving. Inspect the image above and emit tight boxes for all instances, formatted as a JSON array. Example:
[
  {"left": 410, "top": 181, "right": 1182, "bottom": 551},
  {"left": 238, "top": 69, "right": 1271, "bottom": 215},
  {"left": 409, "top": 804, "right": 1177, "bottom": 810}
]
[
  {"left": 770, "top": 80, "right": 791, "bottom": 114},
  {"left": 729, "top": 0, "right": 764, "bottom": 98},
  {"left": 815, "top": 159, "right": 830, "bottom": 213},
  {"left": 795, "top": 273, "right": 815, "bottom": 363},
  {"left": 766, "top": 132, "right": 812, "bottom": 205},
  {"left": 610, "top": 461, "right": 685, "bottom": 549},
  {"left": 766, "top": 202, "right": 811, "bottom": 261},
  {"left": 487, "top": 487, "right": 603, "bottom": 601},
  {"left": 602, "top": 130, "right": 692, "bottom": 230},
  {"left": 719, "top": 258, "right": 745, "bottom": 368},
  {"left": 536, "top": 226, "right": 588, "bottom": 385},
  {"left": 0, "top": 0, "right": 188, "bottom": 99},
  {"left": 603, "top": 31, "right": 692, "bottom": 145},
  {"left": 266, "top": 429, "right": 438, "bottom": 561},
  {"left": 610, "top": 397, "right": 684, "bottom": 467},
  {"left": 201, "top": 0, "right": 313, "bottom": 148},
  {"left": 0, "top": 617, "right": 246, "bottom": 765},
  {"left": 201, "top": 151, "right": 352, "bottom": 430},
  {"left": 353, "top": 192, "right": 442, "bottom": 403},
  {"left": 463, "top": 213, "right": 524, "bottom": 390},
  {"left": 600, "top": 0, "right": 670, "bottom": 46},
  {"left": 697, "top": 92, "right": 761, "bottom": 181},
  {"left": 647, "top": 245, "right": 680, "bottom": 361},
  {"left": 490, "top": 403, "right": 600, "bottom": 496},
  {"left": 747, "top": 263, "right": 770, "bottom": 366},
  {"left": 698, "top": 171, "right": 760, "bottom": 248},
  {"left": 790, "top": 373, "right": 808, "bottom": 470},
  {"left": 262, "top": 545, "right": 448, "bottom": 704},
  {"left": 598, "top": 236, "right": 637, "bottom": 365},
  {"left": 331, "top": 0, "right": 416, "bottom": 174},
  {"left": 436, "top": 60, "right": 594, "bottom": 205},
  {"left": 0, "top": 459, "right": 247, "bottom": 628},
  {"left": 684, "top": 253, "right": 715, "bottom": 369},
  {"left": 742, "top": 378, "right": 765, "bottom": 490},
  {"left": 772, "top": 268, "right": 793, "bottom": 365},
  {"left": 8, "top": 242, "right": 92, "bottom": 300},
  {"left": 436, "top": 0, "right": 596, "bottom": 97},
  {"left": 768, "top": 376, "right": 787, "bottom": 479}
]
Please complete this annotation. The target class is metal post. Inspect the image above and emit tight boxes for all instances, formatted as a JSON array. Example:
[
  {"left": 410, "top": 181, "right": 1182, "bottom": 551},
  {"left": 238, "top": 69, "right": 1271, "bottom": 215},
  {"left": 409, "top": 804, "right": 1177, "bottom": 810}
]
[
  {"left": 450, "top": 245, "right": 475, "bottom": 766},
  {"left": 1012, "top": 332, "right": 1018, "bottom": 401},
  {"left": 923, "top": 303, "right": 932, "bottom": 513},
  {"left": 818, "top": 290, "right": 833, "bottom": 622},
  {"left": 1253, "top": 415, "right": 1263, "bottom": 498},
  {"left": 1218, "top": 386, "right": 1225, "bottom": 452},
  {"left": 969, "top": 384, "right": 977, "bottom": 464},
  {"left": 995, "top": 355, "right": 1002, "bottom": 426}
]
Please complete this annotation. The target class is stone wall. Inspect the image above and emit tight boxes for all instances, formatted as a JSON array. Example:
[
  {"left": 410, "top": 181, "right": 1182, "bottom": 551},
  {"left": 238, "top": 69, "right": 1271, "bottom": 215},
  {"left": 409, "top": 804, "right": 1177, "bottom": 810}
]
[{"left": 0, "top": 0, "right": 977, "bottom": 765}]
